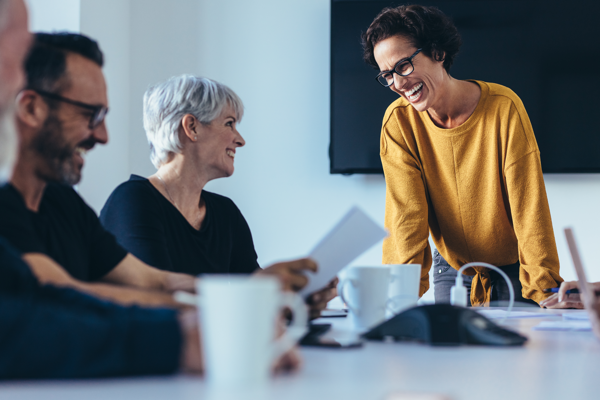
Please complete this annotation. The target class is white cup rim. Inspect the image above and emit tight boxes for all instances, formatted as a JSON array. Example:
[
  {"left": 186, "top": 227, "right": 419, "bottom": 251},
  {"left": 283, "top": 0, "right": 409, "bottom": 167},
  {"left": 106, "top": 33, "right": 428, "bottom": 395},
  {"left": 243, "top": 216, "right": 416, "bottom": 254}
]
[
  {"left": 385, "top": 264, "right": 421, "bottom": 267},
  {"left": 349, "top": 265, "right": 391, "bottom": 270},
  {"left": 196, "top": 275, "right": 281, "bottom": 292}
]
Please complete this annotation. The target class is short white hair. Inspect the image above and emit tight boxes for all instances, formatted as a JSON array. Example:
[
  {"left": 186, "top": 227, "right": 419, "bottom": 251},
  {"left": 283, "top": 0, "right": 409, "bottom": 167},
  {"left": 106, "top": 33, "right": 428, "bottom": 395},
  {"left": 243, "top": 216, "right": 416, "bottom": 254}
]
[{"left": 143, "top": 75, "right": 244, "bottom": 168}]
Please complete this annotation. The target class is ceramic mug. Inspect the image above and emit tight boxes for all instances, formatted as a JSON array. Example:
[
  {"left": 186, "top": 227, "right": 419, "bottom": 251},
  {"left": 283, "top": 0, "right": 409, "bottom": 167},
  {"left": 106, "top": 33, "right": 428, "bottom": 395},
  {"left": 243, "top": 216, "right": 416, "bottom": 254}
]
[
  {"left": 340, "top": 266, "right": 391, "bottom": 330},
  {"left": 387, "top": 264, "right": 421, "bottom": 317},
  {"left": 176, "top": 275, "right": 307, "bottom": 386}
]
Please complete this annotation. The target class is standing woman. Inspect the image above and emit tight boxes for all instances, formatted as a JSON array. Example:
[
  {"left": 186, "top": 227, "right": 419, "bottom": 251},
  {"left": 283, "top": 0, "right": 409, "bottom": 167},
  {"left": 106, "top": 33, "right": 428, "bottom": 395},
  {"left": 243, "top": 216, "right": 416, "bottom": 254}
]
[
  {"left": 100, "top": 75, "right": 335, "bottom": 318},
  {"left": 362, "top": 5, "right": 562, "bottom": 306}
]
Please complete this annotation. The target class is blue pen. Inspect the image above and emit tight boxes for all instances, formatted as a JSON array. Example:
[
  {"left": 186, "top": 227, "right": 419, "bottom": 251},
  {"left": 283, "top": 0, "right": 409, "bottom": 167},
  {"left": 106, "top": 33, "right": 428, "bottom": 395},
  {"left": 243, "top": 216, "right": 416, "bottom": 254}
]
[{"left": 543, "top": 288, "right": 580, "bottom": 294}]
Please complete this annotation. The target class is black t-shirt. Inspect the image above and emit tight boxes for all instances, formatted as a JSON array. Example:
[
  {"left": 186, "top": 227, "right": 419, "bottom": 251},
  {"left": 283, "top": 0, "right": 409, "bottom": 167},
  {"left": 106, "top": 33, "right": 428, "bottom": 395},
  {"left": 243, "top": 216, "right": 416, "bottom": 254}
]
[
  {"left": 99, "top": 175, "right": 260, "bottom": 275},
  {"left": 0, "top": 183, "right": 128, "bottom": 281},
  {"left": 0, "top": 236, "right": 38, "bottom": 293}
]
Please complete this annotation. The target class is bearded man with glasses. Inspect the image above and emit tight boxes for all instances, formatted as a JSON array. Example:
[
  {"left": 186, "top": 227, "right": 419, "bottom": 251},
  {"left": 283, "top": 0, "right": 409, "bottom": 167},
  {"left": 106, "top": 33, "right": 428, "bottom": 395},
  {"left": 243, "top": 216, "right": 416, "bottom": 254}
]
[{"left": 363, "top": 5, "right": 562, "bottom": 307}]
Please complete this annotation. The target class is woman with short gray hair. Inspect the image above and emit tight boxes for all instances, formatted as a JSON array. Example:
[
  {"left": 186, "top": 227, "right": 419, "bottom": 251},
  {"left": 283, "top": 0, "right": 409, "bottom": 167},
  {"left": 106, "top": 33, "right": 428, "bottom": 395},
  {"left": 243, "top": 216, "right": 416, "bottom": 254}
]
[
  {"left": 100, "top": 75, "right": 336, "bottom": 319},
  {"left": 143, "top": 75, "right": 244, "bottom": 170}
]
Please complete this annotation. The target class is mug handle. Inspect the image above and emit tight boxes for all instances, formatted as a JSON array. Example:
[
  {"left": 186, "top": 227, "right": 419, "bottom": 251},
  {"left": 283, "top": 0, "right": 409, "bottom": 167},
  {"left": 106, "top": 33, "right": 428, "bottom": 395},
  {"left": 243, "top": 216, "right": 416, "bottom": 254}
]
[
  {"left": 386, "top": 295, "right": 417, "bottom": 315},
  {"left": 272, "top": 292, "right": 308, "bottom": 361},
  {"left": 339, "top": 278, "right": 359, "bottom": 316},
  {"left": 386, "top": 295, "right": 400, "bottom": 314}
]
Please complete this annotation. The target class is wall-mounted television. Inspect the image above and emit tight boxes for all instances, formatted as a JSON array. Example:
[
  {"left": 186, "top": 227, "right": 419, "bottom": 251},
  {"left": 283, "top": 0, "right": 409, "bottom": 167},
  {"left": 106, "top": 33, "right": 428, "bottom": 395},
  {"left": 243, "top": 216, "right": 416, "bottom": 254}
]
[{"left": 330, "top": 0, "right": 600, "bottom": 174}]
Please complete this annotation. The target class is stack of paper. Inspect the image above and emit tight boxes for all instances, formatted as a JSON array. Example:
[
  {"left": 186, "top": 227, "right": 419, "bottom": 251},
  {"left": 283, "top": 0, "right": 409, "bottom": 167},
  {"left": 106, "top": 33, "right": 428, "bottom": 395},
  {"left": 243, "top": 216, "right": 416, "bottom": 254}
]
[
  {"left": 533, "top": 321, "right": 592, "bottom": 331},
  {"left": 475, "top": 309, "right": 549, "bottom": 319},
  {"left": 562, "top": 312, "right": 590, "bottom": 321}
]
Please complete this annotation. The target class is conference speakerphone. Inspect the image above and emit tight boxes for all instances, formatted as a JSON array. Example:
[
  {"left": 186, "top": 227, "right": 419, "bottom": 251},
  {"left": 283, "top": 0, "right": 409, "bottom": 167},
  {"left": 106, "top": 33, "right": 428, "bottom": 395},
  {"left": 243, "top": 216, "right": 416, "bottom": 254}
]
[{"left": 363, "top": 304, "right": 528, "bottom": 346}]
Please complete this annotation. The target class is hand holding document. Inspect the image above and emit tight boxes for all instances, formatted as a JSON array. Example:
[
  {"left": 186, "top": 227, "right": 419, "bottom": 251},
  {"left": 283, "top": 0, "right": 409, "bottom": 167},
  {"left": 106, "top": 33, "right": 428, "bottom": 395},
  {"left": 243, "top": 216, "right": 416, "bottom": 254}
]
[{"left": 300, "top": 206, "right": 388, "bottom": 297}]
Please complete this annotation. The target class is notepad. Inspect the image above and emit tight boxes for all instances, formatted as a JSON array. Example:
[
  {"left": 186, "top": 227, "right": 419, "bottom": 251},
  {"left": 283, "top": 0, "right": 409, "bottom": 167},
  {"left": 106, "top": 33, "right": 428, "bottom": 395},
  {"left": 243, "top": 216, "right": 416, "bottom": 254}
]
[{"left": 300, "top": 206, "right": 388, "bottom": 296}]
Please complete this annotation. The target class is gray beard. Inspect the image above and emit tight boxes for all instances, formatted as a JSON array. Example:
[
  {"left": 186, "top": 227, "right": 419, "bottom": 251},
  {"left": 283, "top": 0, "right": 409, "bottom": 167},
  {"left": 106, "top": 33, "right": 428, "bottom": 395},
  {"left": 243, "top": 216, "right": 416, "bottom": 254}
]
[{"left": 0, "top": 106, "right": 18, "bottom": 184}]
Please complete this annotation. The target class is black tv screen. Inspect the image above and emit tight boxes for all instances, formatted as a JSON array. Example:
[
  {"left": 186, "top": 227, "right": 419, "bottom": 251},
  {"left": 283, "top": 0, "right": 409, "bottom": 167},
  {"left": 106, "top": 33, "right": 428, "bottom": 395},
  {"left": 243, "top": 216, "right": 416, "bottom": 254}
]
[{"left": 330, "top": 0, "right": 600, "bottom": 174}]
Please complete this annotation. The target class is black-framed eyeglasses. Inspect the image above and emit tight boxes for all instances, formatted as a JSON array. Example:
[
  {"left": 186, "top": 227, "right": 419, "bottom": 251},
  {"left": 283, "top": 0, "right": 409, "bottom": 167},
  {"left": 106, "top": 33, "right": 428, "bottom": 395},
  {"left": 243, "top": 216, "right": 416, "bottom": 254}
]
[
  {"left": 375, "top": 48, "right": 422, "bottom": 88},
  {"left": 33, "top": 89, "right": 109, "bottom": 129}
]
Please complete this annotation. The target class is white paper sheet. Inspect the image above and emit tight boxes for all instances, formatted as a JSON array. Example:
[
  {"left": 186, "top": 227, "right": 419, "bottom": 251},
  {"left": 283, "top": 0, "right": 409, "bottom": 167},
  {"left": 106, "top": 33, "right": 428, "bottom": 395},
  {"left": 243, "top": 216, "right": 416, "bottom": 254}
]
[
  {"left": 533, "top": 321, "right": 592, "bottom": 331},
  {"left": 562, "top": 312, "right": 590, "bottom": 321},
  {"left": 475, "top": 309, "right": 550, "bottom": 319},
  {"left": 300, "top": 206, "right": 388, "bottom": 296}
]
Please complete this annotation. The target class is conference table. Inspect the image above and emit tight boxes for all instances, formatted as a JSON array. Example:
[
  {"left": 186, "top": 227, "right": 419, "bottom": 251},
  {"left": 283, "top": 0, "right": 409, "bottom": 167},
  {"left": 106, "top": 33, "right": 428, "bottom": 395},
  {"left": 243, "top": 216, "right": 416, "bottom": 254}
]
[{"left": 2, "top": 307, "right": 599, "bottom": 400}]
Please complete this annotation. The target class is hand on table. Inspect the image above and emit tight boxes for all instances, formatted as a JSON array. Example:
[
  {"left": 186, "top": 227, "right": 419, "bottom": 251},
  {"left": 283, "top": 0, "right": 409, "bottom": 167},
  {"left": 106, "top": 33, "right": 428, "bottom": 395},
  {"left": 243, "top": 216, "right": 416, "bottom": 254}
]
[
  {"left": 543, "top": 281, "right": 600, "bottom": 340},
  {"left": 539, "top": 280, "right": 600, "bottom": 309},
  {"left": 164, "top": 271, "right": 197, "bottom": 293},
  {"left": 255, "top": 258, "right": 317, "bottom": 292},
  {"left": 306, "top": 277, "right": 339, "bottom": 320},
  {"left": 272, "top": 318, "right": 302, "bottom": 373}
]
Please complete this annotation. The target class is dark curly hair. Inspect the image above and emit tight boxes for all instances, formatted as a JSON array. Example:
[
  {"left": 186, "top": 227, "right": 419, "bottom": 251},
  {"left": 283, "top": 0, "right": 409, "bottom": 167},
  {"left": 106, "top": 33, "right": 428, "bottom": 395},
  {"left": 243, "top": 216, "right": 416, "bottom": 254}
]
[{"left": 362, "top": 4, "right": 462, "bottom": 73}]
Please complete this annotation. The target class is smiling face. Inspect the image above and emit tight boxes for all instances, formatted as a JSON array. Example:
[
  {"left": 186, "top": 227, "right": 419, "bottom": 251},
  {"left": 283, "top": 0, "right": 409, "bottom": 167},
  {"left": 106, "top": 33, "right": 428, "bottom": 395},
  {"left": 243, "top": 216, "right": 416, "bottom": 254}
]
[
  {"left": 33, "top": 52, "right": 108, "bottom": 185},
  {"left": 374, "top": 35, "right": 448, "bottom": 112},
  {"left": 193, "top": 103, "right": 245, "bottom": 180}
]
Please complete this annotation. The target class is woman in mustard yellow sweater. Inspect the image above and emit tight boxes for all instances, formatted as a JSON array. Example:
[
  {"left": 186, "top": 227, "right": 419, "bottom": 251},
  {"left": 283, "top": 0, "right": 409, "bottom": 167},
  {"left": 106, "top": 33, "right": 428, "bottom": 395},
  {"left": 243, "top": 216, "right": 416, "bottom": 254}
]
[{"left": 362, "top": 5, "right": 562, "bottom": 306}]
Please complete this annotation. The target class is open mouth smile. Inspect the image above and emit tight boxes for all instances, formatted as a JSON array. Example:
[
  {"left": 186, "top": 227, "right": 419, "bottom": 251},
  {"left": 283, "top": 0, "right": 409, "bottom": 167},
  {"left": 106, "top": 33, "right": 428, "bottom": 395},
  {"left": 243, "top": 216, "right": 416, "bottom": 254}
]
[{"left": 405, "top": 82, "right": 423, "bottom": 102}]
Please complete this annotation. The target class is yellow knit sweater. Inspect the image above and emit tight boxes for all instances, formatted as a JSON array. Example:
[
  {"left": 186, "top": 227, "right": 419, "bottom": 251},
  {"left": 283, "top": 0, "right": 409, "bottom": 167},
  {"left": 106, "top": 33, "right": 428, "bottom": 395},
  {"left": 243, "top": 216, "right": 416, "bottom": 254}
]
[{"left": 380, "top": 80, "right": 562, "bottom": 306}]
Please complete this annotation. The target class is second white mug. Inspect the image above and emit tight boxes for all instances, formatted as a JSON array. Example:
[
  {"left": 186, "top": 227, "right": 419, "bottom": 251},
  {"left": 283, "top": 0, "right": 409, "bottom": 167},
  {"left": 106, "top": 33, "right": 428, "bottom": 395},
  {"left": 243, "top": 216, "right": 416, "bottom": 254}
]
[
  {"left": 387, "top": 263, "right": 421, "bottom": 316},
  {"left": 340, "top": 266, "right": 391, "bottom": 330}
]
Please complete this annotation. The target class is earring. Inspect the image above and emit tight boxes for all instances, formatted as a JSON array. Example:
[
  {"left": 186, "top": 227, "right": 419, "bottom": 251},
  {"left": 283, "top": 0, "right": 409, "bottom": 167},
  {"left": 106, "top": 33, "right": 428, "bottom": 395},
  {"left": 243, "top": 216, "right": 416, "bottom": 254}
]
[{"left": 194, "top": 136, "right": 197, "bottom": 141}]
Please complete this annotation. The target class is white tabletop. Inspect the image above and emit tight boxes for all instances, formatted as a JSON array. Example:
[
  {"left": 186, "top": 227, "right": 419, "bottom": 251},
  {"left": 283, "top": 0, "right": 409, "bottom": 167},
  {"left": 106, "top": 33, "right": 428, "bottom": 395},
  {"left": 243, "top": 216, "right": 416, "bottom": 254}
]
[{"left": 2, "top": 308, "right": 600, "bottom": 400}]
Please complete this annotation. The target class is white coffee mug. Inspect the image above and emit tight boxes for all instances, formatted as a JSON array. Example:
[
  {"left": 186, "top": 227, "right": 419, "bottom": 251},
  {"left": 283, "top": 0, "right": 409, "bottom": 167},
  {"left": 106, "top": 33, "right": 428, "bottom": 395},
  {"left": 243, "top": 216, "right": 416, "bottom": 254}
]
[
  {"left": 340, "top": 266, "right": 391, "bottom": 330},
  {"left": 387, "top": 264, "right": 421, "bottom": 317},
  {"left": 177, "top": 275, "right": 307, "bottom": 387}
]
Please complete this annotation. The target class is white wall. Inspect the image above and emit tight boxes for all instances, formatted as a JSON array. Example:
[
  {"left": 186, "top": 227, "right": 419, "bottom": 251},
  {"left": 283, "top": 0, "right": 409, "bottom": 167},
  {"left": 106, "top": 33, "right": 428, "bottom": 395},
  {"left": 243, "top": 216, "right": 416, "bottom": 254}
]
[
  {"left": 545, "top": 175, "right": 600, "bottom": 282},
  {"left": 128, "top": 0, "right": 200, "bottom": 179},
  {"left": 27, "top": 0, "right": 79, "bottom": 32},
  {"left": 78, "top": 0, "right": 131, "bottom": 212},
  {"left": 25, "top": 0, "right": 600, "bottom": 303},
  {"left": 195, "top": 0, "right": 387, "bottom": 266}
]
